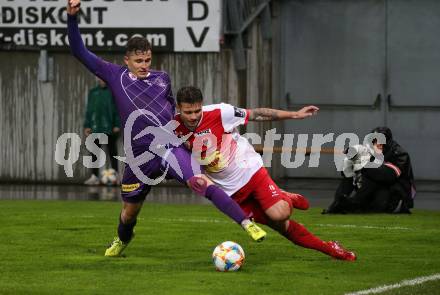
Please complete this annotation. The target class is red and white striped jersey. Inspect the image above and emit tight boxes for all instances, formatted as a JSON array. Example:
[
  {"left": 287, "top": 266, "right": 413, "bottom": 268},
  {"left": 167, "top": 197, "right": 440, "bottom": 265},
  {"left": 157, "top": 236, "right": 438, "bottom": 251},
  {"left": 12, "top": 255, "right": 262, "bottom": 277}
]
[{"left": 175, "top": 103, "right": 263, "bottom": 195}]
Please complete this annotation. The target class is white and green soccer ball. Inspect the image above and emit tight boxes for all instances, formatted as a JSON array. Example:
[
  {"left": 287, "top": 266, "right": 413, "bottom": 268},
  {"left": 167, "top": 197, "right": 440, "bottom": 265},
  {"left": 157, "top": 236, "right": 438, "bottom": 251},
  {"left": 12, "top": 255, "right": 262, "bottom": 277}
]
[
  {"left": 212, "top": 241, "right": 245, "bottom": 272},
  {"left": 100, "top": 168, "right": 117, "bottom": 185}
]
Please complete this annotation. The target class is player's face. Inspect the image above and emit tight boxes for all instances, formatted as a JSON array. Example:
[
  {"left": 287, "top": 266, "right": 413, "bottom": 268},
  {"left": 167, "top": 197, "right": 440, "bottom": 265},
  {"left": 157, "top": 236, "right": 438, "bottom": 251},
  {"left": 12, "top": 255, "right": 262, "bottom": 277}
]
[
  {"left": 179, "top": 102, "right": 203, "bottom": 131},
  {"left": 124, "top": 50, "right": 152, "bottom": 79},
  {"left": 373, "top": 142, "right": 384, "bottom": 154}
]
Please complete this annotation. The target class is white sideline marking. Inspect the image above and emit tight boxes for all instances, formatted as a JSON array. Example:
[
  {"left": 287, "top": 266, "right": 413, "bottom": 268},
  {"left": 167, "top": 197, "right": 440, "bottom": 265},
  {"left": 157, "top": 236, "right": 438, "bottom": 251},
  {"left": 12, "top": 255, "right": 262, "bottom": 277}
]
[
  {"left": 316, "top": 223, "right": 411, "bottom": 231},
  {"left": 345, "top": 273, "right": 440, "bottom": 295},
  {"left": 145, "top": 218, "right": 411, "bottom": 230}
]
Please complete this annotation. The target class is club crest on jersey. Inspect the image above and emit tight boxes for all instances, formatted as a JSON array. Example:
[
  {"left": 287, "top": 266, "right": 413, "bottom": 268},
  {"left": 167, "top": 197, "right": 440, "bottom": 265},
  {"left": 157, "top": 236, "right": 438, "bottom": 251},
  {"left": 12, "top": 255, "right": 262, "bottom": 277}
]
[
  {"left": 194, "top": 129, "right": 212, "bottom": 137},
  {"left": 234, "top": 107, "right": 246, "bottom": 118}
]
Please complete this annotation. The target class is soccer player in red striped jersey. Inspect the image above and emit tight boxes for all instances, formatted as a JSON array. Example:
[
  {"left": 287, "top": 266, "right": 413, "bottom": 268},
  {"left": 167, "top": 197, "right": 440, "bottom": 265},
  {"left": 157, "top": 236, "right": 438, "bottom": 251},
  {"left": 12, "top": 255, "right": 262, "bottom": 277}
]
[{"left": 174, "top": 86, "right": 356, "bottom": 261}]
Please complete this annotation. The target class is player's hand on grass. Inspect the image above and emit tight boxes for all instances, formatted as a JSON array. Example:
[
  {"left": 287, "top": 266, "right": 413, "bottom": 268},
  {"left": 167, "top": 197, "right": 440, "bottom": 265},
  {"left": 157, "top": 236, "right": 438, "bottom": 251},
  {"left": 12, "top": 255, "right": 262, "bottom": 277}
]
[
  {"left": 67, "top": 0, "right": 81, "bottom": 15},
  {"left": 292, "top": 105, "right": 319, "bottom": 119}
]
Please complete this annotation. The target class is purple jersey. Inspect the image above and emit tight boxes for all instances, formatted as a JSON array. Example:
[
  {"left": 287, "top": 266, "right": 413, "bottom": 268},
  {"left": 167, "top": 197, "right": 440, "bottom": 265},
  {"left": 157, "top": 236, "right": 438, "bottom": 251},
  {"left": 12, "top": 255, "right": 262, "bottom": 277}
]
[
  {"left": 66, "top": 15, "right": 247, "bottom": 226},
  {"left": 67, "top": 15, "right": 175, "bottom": 154}
]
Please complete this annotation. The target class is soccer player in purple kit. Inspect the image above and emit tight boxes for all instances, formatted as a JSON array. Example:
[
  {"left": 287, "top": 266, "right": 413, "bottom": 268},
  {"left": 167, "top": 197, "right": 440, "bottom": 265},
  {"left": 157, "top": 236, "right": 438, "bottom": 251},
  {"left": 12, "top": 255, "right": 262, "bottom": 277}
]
[{"left": 66, "top": 0, "right": 266, "bottom": 257}]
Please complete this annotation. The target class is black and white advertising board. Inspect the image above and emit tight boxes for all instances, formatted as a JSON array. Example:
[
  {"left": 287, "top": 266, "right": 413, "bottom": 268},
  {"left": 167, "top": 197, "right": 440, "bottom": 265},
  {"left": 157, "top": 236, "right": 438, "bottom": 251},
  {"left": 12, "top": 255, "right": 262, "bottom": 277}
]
[{"left": 0, "top": 0, "right": 221, "bottom": 52}]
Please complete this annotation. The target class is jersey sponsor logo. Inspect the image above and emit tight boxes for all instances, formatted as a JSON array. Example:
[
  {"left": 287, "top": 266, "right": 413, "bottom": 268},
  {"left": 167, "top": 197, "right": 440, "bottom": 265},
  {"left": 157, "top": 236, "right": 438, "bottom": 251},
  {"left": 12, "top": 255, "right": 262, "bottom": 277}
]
[
  {"left": 234, "top": 107, "right": 246, "bottom": 118},
  {"left": 194, "top": 129, "right": 212, "bottom": 136},
  {"left": 205, "top": 150, "right": 228, "bottom": 173},
  {"left": 121, "top": 183, "right": 141, "bottom": 192}
]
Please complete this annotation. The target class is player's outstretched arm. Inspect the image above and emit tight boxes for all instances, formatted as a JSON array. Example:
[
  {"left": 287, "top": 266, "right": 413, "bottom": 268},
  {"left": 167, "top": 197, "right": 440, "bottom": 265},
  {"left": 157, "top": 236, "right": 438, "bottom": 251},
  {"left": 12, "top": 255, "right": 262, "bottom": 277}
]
[
  {"left": 66, "top": 0, "right": 113, "bottom": 80},
  {"left": 248, "top": 105, "right": 319, "bottom": 121}
]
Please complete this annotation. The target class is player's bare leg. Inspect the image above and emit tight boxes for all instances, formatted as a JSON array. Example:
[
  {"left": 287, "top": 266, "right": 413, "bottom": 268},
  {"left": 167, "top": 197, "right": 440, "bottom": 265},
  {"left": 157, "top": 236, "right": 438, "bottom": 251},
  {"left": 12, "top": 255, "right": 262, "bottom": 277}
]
[{"left": 264, "top": 199, "right": 292, "bottom": 221}]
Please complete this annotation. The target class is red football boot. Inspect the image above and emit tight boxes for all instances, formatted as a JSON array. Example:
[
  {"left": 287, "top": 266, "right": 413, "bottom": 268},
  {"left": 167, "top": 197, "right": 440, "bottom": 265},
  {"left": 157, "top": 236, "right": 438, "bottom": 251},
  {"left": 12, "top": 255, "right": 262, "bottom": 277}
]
[
  {"left": 282, "top": 191, "right": 310, "bottom": 210},
  {"left": 327, "top": 241, "right": 357, "bottom": 261}
]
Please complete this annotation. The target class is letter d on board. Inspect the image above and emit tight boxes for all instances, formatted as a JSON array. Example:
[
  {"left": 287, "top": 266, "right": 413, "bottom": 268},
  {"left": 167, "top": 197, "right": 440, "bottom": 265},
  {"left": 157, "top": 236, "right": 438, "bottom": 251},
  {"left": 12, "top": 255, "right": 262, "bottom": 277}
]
[
  {"left": 2, "top": 7, "right": 15, "bottom": 24},
  {"left": 188, "top": 0, "right": 209, "bottom": 21}
]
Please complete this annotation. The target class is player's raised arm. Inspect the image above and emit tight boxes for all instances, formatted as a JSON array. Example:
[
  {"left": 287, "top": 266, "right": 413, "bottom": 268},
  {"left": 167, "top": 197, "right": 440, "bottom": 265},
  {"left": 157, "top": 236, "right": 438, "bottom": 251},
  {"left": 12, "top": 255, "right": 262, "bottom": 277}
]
[
  {"left": 66, "top": 0, "right": 113, "bottom": 80},
  {"left": 248, "top": 105, "right": 319, "bottom": 121},
  {"left": 67, "top": 0, "right": 81, "bottom": 15}
]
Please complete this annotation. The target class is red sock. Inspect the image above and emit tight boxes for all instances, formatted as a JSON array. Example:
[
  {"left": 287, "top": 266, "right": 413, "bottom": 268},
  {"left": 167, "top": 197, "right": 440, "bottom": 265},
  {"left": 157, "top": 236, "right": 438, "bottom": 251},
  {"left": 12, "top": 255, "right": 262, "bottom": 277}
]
[{"left": 283, "top": 220, "right": 332, "bottom": 255}]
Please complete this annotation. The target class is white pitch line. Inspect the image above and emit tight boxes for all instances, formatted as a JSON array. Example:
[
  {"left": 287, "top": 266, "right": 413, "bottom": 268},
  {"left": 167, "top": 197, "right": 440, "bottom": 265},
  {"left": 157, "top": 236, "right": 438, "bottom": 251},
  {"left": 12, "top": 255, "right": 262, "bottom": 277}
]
[
  {"left": 315, "top": 223, "right": 411, "bottom": 231},
  {"left": 142, "top": 218, "right": 412, "bottom": 230},
  {"left": 345, "top": 273, "right": 440, "bottom": 295}
]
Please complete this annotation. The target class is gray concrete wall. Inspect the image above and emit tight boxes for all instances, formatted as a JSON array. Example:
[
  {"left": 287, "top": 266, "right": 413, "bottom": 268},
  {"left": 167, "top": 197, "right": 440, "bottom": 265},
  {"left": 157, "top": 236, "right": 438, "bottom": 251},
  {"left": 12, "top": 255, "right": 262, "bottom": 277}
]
[{"left": 278, "top": 0, "right": 440, "bottom": 180}]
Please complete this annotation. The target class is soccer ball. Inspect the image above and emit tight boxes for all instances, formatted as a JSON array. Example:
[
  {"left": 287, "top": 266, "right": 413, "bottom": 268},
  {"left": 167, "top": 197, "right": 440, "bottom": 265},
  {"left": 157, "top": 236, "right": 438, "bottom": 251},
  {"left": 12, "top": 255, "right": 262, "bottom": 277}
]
[
  {"left": 100, "top": 168, "right": 117, "bottom": 185},
  {"left": 212, "top": 241, "right": 245, "bottom": 272}
]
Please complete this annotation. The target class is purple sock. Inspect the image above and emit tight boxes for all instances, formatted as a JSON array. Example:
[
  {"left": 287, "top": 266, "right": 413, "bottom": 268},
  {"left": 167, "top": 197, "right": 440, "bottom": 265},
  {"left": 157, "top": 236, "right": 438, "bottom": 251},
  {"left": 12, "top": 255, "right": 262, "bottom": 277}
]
[
  {"left": 205, "top": 185, "right": 246, "bottom": 224},
  {"left": 118, "top": 216, "right": 136, "bottom": 243}
]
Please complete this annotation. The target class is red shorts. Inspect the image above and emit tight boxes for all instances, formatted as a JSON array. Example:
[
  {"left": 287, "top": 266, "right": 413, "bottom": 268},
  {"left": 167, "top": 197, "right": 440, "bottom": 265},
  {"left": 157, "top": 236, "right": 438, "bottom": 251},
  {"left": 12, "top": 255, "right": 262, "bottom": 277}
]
[{"left": 232, "top": 167, "right": 287, "bottom": 225}]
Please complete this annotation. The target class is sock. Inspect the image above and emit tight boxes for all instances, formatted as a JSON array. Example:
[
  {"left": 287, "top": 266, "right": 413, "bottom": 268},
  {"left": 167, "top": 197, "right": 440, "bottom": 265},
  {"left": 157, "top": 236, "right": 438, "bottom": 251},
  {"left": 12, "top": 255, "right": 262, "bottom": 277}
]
[
  {"left": 282, "top": 220, "right": 332, "bottom": 255},
  {"left": 118, "top": 216, "right": 137, "bottom": 243},
  {"left": 240, "top": 219, "right": 252, "bottom": 228},
  {"left": 205, "top": 185, "right": 246, "bottom": 224}
]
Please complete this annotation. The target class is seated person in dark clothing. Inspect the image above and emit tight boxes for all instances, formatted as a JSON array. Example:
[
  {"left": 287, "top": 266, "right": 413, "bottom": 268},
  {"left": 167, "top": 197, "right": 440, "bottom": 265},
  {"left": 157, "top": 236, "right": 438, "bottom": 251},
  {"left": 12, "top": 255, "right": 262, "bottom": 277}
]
[{"left": 323, "top": 127, "right": 416, "bottom": 214}]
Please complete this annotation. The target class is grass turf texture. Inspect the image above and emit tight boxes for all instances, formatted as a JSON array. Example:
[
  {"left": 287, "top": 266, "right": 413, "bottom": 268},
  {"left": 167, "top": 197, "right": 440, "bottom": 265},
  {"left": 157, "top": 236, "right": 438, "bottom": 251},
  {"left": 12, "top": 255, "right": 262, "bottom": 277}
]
[{"left": 0, "top": 200, "right": 439, "bottom": 295}]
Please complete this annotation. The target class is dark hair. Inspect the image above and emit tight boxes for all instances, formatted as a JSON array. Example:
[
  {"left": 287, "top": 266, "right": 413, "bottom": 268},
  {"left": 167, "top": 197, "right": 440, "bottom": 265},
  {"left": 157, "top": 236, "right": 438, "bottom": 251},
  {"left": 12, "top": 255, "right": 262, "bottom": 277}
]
[
  {"left": 176, "top": 86, "right": 203, "bottom": 105},
  {"left": 126, "top": 37, "right": 152, "bottom": 55},
  {"left": 371, "top": 126, "right": 393, "bottom": 143}
]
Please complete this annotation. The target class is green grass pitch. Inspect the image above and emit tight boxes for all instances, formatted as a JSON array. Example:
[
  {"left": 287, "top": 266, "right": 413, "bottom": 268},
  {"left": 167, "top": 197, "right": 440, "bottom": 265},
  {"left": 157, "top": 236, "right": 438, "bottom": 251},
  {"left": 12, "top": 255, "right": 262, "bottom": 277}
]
[{"left": 0, "top": 200, "right": 439, "bottom": 295}]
